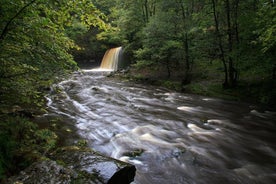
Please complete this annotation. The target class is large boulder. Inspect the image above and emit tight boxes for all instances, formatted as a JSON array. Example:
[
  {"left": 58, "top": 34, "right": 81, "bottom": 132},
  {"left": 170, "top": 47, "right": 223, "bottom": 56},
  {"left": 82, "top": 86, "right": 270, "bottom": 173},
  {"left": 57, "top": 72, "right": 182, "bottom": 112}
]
[{"left": 8, "top": 160, "right": 73, "bottom": 184}]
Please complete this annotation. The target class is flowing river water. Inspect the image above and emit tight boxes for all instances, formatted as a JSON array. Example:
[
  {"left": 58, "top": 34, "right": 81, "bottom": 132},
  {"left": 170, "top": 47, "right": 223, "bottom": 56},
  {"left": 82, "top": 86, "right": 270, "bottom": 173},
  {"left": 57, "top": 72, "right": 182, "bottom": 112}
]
[{"left": 43, "top": 70, "right": 276, "bottom": 184}]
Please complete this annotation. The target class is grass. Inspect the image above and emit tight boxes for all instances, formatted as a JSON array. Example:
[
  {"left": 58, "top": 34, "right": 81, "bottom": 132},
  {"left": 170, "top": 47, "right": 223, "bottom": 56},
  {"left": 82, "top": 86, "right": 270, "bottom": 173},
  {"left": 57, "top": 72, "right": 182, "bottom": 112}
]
[
  {"left": 118, "top": 60, "right": 276, "bottom": 110},
  {"left": 185, "top": 82, "right": 244, "bottom": 101}
]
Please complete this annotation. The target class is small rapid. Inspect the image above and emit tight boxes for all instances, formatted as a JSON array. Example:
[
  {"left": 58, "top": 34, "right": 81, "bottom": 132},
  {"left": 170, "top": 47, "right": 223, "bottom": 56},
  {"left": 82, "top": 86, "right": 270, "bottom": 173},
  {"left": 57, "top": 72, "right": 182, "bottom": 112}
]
[{"left": 43, "top": 70, "right": 276, "bottom": 184}]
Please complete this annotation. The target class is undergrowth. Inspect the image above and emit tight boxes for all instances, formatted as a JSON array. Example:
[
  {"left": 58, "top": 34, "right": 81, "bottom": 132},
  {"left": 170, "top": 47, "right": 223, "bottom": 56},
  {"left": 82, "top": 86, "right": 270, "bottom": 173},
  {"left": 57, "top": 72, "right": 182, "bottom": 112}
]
[{"left": 0, "top": 115, "right": 57, "bottom": 182}]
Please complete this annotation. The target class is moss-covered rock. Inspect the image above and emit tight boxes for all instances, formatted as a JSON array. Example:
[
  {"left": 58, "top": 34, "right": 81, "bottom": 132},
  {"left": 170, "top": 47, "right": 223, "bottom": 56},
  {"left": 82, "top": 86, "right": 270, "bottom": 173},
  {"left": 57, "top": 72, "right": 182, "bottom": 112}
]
[{"left": 7, "top": 146, "right": 136, "bottom": 184}]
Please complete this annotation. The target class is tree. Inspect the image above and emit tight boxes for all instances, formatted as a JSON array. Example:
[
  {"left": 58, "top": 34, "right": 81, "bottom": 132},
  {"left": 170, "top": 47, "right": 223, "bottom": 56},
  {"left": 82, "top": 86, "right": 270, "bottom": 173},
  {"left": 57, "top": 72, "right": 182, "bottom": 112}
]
[
  {"left": 0, "top": 0, "right": 105, "bottom": 107},
  {"left": 255, "top": 0, "right": 276, "bottom": 79},
  {"left": 210, "top": 0, "right": 239, "bottom": 88},
  {"left": 0, "top": 0, "right": 106, "bottom": 180},
  {"left": 177, "top": 0, "right": 204, "bottom": 84},
  {"left": 135, "top": 1, "right": 183, "bottom": 78},
  {"left": 96, "top": 0, "right": 158, "bottom": 60},
  {"left": 135, "top": 0, "right": 205, "bottom": 81}
]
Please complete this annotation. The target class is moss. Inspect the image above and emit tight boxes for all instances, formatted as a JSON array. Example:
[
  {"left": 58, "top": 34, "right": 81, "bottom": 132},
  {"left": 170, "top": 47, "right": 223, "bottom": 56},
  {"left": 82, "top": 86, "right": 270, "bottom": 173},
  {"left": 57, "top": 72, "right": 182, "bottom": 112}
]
[
  {"left": 76, "top": 139, "right": 88, "bottom": 147},
  {"left": 122, "top": 149, "right": 145, "bottom": 158},
  {"left": 56, "top": 159, "right": 66, "bottom": 167},
  {"left": 158, "top": 80, "right": 182, "bottom": 91},
  {"left": 71, "top": 170, "right": 103, "bottom": 184}
]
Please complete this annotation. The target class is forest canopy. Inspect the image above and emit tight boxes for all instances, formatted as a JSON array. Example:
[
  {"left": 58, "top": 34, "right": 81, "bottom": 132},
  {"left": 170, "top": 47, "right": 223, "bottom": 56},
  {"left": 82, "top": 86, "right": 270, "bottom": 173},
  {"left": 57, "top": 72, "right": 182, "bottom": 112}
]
[
  {"left": 94, "top": 0, "right": 275, "bottom": 104},
  {"left": 0, "top": 0, "right": 106, "bottom": 107}
]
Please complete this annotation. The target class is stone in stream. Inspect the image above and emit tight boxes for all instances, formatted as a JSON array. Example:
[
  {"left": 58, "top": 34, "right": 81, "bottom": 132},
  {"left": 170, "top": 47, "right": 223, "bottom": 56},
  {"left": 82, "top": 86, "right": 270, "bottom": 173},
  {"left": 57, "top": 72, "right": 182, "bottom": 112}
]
[{"left": 8, "top": 146, "right": 136, "bottom": 184}]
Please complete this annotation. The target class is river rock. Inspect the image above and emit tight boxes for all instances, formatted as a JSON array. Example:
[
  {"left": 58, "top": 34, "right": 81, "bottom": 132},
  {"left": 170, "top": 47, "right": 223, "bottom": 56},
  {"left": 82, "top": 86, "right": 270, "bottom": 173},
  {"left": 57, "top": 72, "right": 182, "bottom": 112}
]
[
  {"left": 8, "top": 160, "right": 73, "bottom": 184},
  {"left": 8, "top": 146, "right": 136, "bottom": 184}
]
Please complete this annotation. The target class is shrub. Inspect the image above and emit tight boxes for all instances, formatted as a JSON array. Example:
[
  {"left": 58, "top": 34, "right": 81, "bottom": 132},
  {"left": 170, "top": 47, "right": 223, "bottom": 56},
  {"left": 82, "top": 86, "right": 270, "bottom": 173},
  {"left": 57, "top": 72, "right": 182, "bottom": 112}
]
[{"left": 0, "top": 115, "right": 57, "bottom": 181}]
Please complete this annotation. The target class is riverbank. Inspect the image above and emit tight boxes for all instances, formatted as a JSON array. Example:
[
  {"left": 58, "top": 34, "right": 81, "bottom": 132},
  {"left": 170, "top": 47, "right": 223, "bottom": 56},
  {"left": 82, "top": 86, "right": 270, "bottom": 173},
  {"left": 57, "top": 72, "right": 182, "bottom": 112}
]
[
  {"left": 0, "top": 107, "right": 136, "bottom": 184},
  {"left": 110, "top": 67, "right": 276, "bottom": 111},
  {"left": 0, "top": 70, "right": 137, "bottom": 183},
  {"left": 7, "top": 146, "right": 136, "bottom": 184}
]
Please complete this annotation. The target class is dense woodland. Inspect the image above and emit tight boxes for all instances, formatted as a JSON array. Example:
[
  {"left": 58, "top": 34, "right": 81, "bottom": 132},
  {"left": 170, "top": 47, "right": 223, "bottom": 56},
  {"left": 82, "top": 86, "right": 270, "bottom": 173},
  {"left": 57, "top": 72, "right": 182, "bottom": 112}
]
[{"left": 0, "top": 0, "right": 275, "bottom": 181}]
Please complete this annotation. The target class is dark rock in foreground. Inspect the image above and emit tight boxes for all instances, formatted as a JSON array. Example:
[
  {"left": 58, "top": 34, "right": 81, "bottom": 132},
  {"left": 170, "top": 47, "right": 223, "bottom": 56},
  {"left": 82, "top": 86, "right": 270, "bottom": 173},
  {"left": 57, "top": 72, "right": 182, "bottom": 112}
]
[{"left": 8, "top": 146, "right": 136, "bottom": 184}]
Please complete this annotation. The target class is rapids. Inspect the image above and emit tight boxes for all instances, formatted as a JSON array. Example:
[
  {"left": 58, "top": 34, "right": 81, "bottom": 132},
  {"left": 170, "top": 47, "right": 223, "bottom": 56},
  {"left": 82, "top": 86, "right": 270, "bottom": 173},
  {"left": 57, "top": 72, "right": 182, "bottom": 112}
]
[{"left": 43, "top": 70, "right": 276, "bottom": 184}]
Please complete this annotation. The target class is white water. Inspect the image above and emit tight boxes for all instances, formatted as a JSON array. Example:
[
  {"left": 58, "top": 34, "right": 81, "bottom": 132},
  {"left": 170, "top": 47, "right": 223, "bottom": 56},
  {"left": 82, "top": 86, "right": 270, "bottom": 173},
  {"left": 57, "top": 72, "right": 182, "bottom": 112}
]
[{"left": 43, "top": 71, "right": 276, "bottom": 184}]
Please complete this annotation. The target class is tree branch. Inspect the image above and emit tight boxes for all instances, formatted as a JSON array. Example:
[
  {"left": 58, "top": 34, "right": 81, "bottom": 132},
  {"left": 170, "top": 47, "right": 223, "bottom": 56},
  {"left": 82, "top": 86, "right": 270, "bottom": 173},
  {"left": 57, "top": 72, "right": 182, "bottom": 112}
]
[{"left": 0, "top": 0, "right": 36, "bottom": 42}]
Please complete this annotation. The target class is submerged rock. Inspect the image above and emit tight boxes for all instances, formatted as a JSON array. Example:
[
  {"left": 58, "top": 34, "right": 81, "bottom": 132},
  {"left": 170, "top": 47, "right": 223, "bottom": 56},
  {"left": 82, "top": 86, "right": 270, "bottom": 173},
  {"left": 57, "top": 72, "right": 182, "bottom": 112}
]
[{"left": 8, "top": 146, "right": 136, "bottom": 184}]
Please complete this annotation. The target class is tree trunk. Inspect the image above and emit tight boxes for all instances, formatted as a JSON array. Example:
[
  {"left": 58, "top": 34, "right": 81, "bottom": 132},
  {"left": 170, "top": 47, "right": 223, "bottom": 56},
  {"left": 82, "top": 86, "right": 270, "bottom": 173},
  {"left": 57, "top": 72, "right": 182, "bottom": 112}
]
[
  {"left": 234, "top": 0, "right": 240, "bottom": 44},
  {"left": 225, "top": 0, "right": 238, "bottom": 87},
  {"left": 144, "top": 0, "right": 149, "bottom": 23},
  {"left": 179, "top": 0, "right": 191, "bottom": 85},
  {"left": 233, "top": 0, "right": 240, "bottom": 81},
  {"left": 166, "top": 59, "right": 171, "bottom": 79},
  {"left": 225, "top": 0, "right": 234, "bottom": 87},
  {"left": 273, "top": 65, "right": 276, "bottom": 79},
  {"left": 270, "top": 0, "right": 274, "bottom": 7},
  {"left": 149, "top": 0, "right": 156, "bottom": 16},
  {"left": 211, "top": 0, "right": 229, "bottom": 87},
  {"left": 164, "top": 49, "right": 173, "bottom": 79},
  {"left": 183, "top": 32, "right": 191, "bottom": 84}
]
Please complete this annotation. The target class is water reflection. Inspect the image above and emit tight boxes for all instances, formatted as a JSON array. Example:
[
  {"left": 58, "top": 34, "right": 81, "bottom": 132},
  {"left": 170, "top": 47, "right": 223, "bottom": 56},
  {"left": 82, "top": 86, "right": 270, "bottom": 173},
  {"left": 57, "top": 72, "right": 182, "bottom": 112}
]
[{"left": 44, "top": 70, "right": 276, "bottom": 184}]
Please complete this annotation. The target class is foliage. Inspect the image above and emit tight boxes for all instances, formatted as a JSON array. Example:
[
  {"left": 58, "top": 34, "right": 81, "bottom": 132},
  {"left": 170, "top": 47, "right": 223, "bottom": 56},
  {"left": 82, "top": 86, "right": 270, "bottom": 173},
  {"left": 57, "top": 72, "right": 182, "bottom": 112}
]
[
  {"left": 95, "top": 0, "right": 275, "bottom": 106},
  {"left": 0, "top": 0, "right": 106, "bottom": 180},
  {"left": 132, "top": 59, "right": 155, "bottom": 69},
  {"left": 96, "top": 0, "right": 156, "bottom": 59},
  {"left": 0, "top": 0, "right": 106, "bottom": 107},
  {"left": 35, "top": 129, "right": 58, "bottom": 155},
  {"left": 0, "top": 115, "right": 58, "bottom": 180},
  {"left": 255, "top": 1, "right": 276, "bottom": 53},
  {"left": 158, "top": 80, "right": 182, "bottom": 91}
]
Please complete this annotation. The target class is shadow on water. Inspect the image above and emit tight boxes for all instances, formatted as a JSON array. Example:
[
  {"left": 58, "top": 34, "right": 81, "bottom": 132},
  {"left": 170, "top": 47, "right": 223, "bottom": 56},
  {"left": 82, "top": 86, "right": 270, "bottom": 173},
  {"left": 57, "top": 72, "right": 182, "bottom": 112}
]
[{"left": 40, "top": 70, "right": 276, "bottom": 184}]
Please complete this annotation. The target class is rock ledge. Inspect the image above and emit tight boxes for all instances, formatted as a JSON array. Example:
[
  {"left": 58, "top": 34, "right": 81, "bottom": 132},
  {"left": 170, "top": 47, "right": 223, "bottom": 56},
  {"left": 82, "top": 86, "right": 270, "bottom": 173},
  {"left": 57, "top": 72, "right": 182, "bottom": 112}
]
[{"left": 8, "top": 146, "right": 136, "bottom": 184}]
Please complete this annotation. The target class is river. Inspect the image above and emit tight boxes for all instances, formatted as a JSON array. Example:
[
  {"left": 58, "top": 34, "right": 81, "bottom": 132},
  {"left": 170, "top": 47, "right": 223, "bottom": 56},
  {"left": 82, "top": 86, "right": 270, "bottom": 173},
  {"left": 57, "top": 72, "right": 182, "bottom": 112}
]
[{"left": 42, "top": 70, "right": 276, "bottom": 184}]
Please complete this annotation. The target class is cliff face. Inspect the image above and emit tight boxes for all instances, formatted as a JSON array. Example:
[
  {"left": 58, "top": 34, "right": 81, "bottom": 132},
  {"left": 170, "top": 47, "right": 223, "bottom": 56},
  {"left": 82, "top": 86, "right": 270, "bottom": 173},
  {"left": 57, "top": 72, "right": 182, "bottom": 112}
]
[{"left": 8, "top": 146, "right": 136, "bottom": 184}]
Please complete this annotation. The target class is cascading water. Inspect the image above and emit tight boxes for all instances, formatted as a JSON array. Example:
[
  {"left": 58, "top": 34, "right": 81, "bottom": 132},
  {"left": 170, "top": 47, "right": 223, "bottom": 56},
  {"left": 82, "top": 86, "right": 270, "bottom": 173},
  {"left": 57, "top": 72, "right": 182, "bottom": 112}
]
[
  {"left": 100, "top": 47, "right": 123, "bottom": 71},
  {"left": 43, "top": 71, "right": 276, "bottom": 184}
]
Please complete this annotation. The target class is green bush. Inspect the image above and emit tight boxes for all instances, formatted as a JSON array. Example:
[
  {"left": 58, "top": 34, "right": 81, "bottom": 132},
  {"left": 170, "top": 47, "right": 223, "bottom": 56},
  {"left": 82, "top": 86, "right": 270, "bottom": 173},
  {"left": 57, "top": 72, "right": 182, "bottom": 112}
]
[
  {"left": 132, "top": 60, "right": 155, "bottom": 69},
  {"left": 0, "top": 115, "right": 57, "bottom": 181}
]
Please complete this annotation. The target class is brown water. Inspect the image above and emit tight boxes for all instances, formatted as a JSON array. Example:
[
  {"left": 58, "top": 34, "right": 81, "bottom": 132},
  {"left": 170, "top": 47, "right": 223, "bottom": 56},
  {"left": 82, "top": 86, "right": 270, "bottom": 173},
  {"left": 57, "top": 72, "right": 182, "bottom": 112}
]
[
  {"left": 44, "top": 70, "right": 276, "bottom": 184},
  {"left": 100, "top": 47, "right": 122, "bottom": 71}
]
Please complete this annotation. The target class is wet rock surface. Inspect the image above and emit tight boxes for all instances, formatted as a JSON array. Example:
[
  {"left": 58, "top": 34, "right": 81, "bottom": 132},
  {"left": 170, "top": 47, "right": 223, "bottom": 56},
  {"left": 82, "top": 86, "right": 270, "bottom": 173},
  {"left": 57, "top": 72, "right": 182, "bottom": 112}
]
[
  {"left": 8, "top": 146, "right": 136, "bottom": 184},
  {"left": 8, "top": 160, "right": 73, "bottom": 184}
]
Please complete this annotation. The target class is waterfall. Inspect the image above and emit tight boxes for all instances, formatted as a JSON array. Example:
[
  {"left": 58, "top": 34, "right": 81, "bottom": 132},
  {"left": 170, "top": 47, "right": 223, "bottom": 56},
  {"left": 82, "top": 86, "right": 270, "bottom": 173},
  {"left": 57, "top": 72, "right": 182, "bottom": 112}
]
[{"left": 100, "top": 47, "right": 122, "bottom": 71}]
